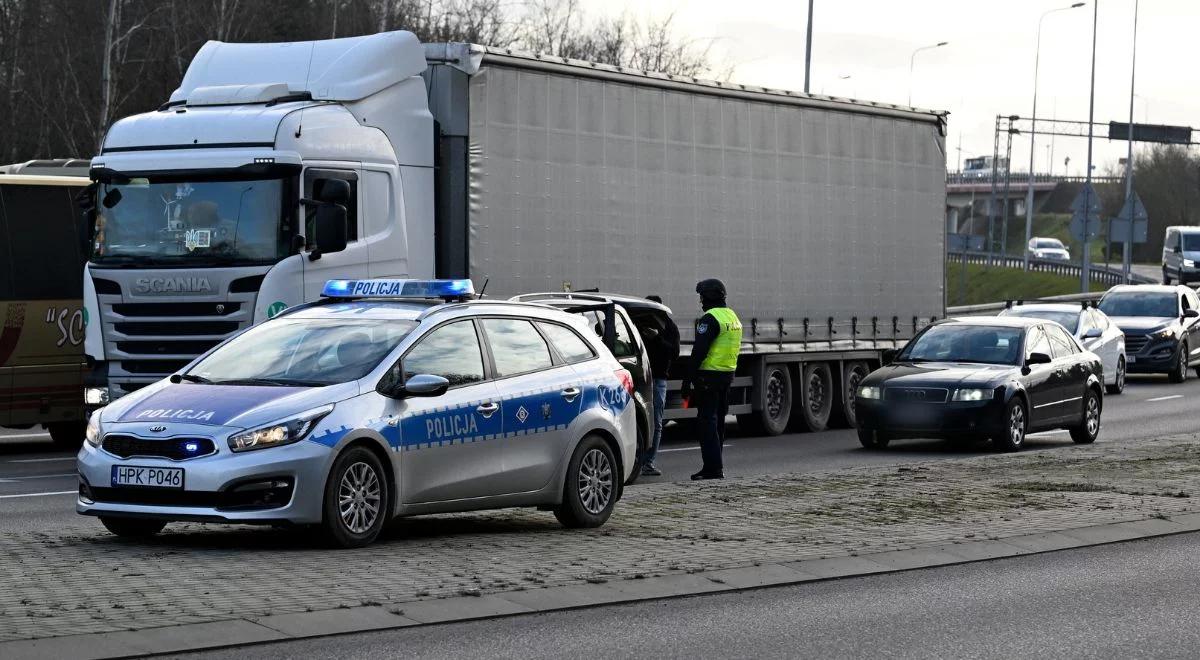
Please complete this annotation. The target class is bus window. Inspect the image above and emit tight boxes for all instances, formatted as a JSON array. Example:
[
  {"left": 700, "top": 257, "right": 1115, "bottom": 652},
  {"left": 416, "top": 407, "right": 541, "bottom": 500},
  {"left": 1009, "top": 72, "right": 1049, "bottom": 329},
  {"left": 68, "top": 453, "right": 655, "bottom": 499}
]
[{"left": 2, "top": 185, "right": 83, "bottom": 299}]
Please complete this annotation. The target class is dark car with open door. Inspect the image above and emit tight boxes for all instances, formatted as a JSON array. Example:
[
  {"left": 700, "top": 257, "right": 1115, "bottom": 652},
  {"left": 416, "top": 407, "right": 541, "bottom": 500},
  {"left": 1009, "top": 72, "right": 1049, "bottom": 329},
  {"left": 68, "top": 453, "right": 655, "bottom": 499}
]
[{"left": 854, "top": 316, "right": 1103, "bottom": 452}]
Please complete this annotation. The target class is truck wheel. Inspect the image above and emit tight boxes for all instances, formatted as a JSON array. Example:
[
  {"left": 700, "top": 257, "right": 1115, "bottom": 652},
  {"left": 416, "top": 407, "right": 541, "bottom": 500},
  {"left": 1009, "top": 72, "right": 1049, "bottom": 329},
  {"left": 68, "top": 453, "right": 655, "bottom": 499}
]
[
  {"left": 753, "top": 365, "right": 793, "bottom": 436},
  {"left": 833, "top": 361, "right": 870, "bottom": 428},
  {"left": 321, "top": 446, "right": 389, "bottom": 548},
  {"left": 554, "top": 435, "right": 617, "bottom": 528},
  {"left": 100, "top": 517, "right": 167, "bottom": 538},
  {"left": 47, "top": 422, "right": 86, "bottom": 450},
  {"left": 796, "top": 362, "right": 833, "bottom": 432}
]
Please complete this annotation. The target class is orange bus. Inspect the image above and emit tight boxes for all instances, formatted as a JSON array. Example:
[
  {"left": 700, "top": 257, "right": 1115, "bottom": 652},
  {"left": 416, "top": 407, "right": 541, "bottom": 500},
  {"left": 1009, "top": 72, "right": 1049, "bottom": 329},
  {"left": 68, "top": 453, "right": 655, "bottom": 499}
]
[{"left": 0, "top": 173, "right": 91, "bottom": 446}]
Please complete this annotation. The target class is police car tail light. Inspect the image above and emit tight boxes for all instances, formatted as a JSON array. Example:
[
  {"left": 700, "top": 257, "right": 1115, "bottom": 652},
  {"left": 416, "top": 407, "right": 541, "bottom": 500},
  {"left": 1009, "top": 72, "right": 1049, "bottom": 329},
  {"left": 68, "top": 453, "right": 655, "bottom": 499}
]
[
  {"left": 228, "top": 405, "right": 333, "bottom": 453},
  {"left": 615, "top": 369, "right": 635, "bottom": 396},
  {"left": 320, "top": 278, "right": 475, "bottom": 301}
]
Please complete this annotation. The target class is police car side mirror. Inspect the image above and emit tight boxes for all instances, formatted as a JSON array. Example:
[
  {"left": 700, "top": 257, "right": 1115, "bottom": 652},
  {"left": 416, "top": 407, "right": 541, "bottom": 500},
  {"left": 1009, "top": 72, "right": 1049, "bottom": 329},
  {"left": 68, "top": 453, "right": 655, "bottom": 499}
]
[{"left": 400, "top": 374, "right": 450, "bottom": 398}]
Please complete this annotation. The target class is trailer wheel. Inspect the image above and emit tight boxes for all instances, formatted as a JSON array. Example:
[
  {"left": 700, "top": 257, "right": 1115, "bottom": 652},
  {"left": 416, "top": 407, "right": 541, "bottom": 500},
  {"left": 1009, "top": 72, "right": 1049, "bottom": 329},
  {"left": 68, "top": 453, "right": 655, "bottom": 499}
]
[
  {"left": 737, "top": 365, "right": 792, "bottom": 436},
  {"left": 834, "top": 361, "right": 870, "bottom": 429},
  {"left": 796, "top": 362, "right": 834, "bottom": 432}
]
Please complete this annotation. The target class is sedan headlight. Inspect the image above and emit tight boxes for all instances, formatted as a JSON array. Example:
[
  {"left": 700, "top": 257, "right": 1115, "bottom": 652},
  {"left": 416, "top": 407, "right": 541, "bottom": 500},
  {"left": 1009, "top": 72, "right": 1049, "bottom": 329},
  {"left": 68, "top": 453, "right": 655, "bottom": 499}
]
[
  {"left": 952, "top": 388, "right": 993, "bottom": 402},
  {"left": 1186, "top": 259, "right": 1197, "bottom": 268},
  {"left": 857, "top": 386, "right": 881, "bottom": 400},
  {"left": 228, "top": 405, "right": 333, "bottom": 453},
  {"left": 85, "top": 414, "right": 102, "bottom": 447}
]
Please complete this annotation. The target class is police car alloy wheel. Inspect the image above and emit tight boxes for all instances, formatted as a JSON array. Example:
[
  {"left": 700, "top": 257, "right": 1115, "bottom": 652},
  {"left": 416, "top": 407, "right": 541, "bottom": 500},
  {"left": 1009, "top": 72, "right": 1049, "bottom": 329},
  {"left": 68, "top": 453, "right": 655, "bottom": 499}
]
[
  {"left": 555, "top": 435, "right": 618, "bottom": 528},
  {"left": 322, "top": 446, "right": 389, "bottom": 548},
  {"left": 99, "top": 517, "right": 167, "bottom": 539}
]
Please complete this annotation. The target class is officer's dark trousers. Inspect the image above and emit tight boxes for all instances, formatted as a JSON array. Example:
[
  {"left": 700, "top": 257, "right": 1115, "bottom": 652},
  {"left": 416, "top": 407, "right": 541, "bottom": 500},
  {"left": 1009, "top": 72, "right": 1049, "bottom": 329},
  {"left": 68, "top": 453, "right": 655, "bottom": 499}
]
[{"left": 694, "top": 370, "right": 734, "bottom": 474}]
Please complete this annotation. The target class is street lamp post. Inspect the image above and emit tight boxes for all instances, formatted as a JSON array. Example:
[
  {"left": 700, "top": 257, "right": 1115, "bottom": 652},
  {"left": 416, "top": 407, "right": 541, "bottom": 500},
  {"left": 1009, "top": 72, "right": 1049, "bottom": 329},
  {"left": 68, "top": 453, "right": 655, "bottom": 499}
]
[
  {"left": 1023, "top": 2, "right": 1085, "bottom": 272},
  {"left": 1081, "top": 0, "right": 1099, "bottom": 294},
  {"left": 908, "top": 41, "right": 948, "bottom": 107},
  {"left": 1122, "top": 0, "right": 1139, "bottom": 283}
]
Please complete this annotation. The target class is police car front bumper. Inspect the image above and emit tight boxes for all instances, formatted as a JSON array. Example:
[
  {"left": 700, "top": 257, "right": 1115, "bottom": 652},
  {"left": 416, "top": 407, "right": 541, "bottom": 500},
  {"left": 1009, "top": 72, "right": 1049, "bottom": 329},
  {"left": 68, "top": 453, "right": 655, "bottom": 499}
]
[{"left": 76, "top": 435, "right": 334, "bottom": 525}]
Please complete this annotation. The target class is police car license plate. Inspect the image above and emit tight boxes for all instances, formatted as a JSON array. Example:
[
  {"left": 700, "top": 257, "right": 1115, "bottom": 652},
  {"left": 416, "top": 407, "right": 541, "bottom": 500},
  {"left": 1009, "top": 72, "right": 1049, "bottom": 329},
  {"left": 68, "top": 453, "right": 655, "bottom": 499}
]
[{"left": 111, "top": 466, "right": 184, "bottom": 489}]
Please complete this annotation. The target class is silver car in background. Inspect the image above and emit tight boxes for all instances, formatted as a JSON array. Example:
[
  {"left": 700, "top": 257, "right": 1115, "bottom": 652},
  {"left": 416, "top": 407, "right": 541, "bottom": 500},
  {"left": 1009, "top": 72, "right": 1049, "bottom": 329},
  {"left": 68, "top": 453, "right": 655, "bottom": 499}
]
[
  {"left": 1000, "top": 302, "right": 1126, "bottom": 394},
  {"left": 1027, "top": 237, "right": 1071, "bottom": 262}
]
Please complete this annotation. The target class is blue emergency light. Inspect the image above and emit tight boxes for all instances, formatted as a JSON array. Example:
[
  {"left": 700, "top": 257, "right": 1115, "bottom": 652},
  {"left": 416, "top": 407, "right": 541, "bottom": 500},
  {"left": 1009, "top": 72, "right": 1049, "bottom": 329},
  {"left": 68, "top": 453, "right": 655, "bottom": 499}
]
[{"left": 321, "top": 279, "right": 476, "bottom": 301}]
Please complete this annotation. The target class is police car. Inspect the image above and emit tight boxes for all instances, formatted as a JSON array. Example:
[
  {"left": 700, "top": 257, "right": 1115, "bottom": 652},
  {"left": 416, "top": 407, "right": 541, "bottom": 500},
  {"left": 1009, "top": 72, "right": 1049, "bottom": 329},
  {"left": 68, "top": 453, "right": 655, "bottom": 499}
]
[{"left": 77, "top": 279, "right": 639, "bottom": 548}]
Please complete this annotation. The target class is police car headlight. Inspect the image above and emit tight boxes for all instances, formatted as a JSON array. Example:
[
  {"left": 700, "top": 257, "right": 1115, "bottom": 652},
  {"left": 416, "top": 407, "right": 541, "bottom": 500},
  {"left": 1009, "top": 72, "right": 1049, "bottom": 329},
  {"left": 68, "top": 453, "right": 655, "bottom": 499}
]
[
  {"left": 857, "top": 386, "right": 881, "bottom": 400},
  {"left": 952, "top": 388, "right": 992, "bottom": 402},
  {"left": 228, "top": 405, "right": 333, "bottom": 453},
  {"left": 85, "top": 414, "right": 103, "bottom": 448}
]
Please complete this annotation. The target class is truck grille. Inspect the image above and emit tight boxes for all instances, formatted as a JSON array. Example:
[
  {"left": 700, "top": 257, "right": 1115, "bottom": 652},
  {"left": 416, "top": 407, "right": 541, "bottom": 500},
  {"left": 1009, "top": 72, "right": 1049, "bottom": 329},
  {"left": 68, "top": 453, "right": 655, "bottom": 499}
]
[
  {"left": 1125, "top": 335, "right": 1149, "bottom": 353},
  {"left": 115, "top": 321, "right": 240, "bottom": 335},
  {"left": 116, "top": 340, "right": 222, "bottom": 355},
  {"left": 112, "top": 302, "right": 242, "bottom": 317},
  {"left": 102, "top": 435, "right": 217, "bottom": 460}
]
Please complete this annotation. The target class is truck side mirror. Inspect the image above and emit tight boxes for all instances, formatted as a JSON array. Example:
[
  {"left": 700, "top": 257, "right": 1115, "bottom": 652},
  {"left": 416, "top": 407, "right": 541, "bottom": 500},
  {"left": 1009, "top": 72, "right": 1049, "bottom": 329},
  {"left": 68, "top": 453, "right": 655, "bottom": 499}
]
[{"left": 310, "top": 203, "right": 347, "bottom": 258}]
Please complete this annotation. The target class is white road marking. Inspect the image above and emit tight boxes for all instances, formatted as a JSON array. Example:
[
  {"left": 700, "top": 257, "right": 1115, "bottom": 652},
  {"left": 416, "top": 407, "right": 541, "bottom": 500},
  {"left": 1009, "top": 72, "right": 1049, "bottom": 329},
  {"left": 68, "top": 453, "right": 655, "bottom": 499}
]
[
  {"left": 6, "top": 457, "right": 76, "bottom": 464},
  {"left": 0, "top": 433, "right": 52, "bottom": 440},
  {"left": 1147, "top": 395, "right": 1184, "bottom": 402},
  {"left": 0, "top": 490, "right": 75, "bottom": 500},
  {"left": 3, "top": 473, "right": 77, "bottom": 481},
  {"left": 659, "top": 443, "right": 732, "bottom": 453}
]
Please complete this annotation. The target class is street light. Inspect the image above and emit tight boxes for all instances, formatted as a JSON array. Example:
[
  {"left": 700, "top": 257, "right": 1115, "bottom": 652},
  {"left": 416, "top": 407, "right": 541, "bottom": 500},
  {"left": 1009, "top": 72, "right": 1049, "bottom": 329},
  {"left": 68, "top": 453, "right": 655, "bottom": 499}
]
[
  {"left": 908, "top": 41, "right": 948, "bottom": 107},
  {"left": 1022, "top": 2, "right": 1085, "bottom": 272}
]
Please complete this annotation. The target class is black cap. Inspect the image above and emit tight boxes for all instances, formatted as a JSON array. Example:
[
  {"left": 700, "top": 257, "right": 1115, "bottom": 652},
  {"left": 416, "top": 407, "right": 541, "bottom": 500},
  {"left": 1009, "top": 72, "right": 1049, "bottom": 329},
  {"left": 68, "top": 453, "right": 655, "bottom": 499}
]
[{"left": 695, "top": 278, "right": 726, "bottom": 300}]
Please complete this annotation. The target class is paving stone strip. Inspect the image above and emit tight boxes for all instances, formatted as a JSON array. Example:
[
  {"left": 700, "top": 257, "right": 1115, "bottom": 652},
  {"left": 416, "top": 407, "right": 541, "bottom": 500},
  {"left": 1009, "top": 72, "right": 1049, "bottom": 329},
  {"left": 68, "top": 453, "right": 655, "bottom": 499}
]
[{"left": 3, "top": 434, "right": 1200, "bottom": 643}]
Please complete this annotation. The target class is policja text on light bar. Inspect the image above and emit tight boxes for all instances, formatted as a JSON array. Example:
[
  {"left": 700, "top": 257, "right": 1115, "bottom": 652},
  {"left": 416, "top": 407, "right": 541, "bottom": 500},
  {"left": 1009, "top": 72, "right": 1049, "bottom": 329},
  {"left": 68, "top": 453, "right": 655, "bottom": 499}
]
[{"left": 321, "top": 279, "right": 475, "bottom": 300}]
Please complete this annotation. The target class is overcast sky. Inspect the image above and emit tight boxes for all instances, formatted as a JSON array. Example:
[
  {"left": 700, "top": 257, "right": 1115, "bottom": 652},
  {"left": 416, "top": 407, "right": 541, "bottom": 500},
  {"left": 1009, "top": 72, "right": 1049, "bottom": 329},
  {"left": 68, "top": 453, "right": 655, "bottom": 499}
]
[{"left": 581, "top": 0, "right": 1192, "bottom": 176}]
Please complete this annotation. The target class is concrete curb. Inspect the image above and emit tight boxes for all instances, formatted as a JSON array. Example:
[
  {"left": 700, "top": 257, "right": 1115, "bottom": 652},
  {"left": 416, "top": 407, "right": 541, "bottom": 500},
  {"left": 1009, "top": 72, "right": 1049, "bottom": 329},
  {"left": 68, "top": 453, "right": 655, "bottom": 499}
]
[{"left": 5, "top": 513, "right": 1199, "bottom": 659}]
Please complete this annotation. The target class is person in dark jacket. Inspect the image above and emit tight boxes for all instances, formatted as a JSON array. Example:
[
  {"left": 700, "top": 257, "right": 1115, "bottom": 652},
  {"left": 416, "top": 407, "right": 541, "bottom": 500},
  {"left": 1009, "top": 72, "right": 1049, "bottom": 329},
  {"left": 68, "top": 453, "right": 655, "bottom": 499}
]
[
  {"left": 681, "top": 279, "right": 742, "bottom": 480},
  {"left": 640, "top": 295, "right": 679, "bottom": 476}
]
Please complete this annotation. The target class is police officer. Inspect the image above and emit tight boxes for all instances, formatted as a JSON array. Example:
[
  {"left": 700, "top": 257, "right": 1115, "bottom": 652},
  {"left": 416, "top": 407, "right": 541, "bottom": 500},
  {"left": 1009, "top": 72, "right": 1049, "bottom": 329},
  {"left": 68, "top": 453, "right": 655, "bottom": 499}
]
[{"left": 681, "top": 278, "right": 742, "bottom": 480}]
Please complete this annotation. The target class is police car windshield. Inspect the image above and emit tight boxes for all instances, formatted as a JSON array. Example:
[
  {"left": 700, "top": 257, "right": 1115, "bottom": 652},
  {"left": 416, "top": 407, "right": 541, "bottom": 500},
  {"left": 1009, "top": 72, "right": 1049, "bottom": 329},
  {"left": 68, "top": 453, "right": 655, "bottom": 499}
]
[
  {"left": 92, "top": 177, "right": 290, "bottom": 266},
  {"left": 187, "top": 319, "right": 416, "bottom": 386},
  {"left": 899, "top": 324, "right": 1024, "bottom": 366}
]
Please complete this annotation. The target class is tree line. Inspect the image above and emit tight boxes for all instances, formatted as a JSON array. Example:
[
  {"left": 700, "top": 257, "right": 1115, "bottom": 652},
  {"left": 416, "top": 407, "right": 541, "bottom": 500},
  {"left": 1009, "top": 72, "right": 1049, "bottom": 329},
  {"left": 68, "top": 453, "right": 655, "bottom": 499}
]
[
  {"left": 1101, "top": 145, "right": 1200, "bottom": 262},
  {"left": 0, "top": 0, "right": 712, "bottom": 161}
]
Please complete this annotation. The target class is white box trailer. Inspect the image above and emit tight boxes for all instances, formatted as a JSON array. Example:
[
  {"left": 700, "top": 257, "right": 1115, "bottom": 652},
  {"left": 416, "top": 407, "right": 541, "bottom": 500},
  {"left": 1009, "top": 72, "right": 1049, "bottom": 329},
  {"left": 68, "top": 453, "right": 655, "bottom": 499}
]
[{"left": 85, "top": 32, "right": 946, "bottom": 436}]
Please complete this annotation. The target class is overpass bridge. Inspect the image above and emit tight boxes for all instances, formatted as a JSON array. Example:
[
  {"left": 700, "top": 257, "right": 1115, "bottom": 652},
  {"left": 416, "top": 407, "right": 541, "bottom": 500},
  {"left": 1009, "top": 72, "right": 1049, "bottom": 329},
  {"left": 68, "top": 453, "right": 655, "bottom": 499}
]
[{"left": 946, "top": 172, "right": 1123, "bottom": 238}]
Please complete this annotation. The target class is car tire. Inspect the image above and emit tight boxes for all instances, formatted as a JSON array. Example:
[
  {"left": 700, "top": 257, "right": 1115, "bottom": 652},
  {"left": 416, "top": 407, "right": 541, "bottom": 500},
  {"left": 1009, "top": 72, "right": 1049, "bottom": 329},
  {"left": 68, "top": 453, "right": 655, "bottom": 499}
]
[
  {"left": 993, "top": 397, "right": 1027, "bottom": 452},
  {"left": 554, "top": 435, "right": 617, "bottom": 528},
  {"left": 1169, "top": 342, "right": 1189, "bottom": 384},
  {"left": 1069, "top": 388, "right": 1101, "bottom": 444},
  {"left": 100, "top": 517, "right": 167, "bottom": 538},
  {"left": 796, "top": 362, "right": 833, "bottom": 432},
  {"left": 1106, "top": 357, "right": 1126, "bottom": 395},
  {"left": 856, "top": 427, "right": 890, "bottom": 449},
  {"left": 47, "top": 422, "right": 86, "bottom": 450},
  {"left": 321, "top": 445, "right": 389, "bottom": 549},
  {"left": 1163, "top": 267, "right": 1172, "bottom": 285}
]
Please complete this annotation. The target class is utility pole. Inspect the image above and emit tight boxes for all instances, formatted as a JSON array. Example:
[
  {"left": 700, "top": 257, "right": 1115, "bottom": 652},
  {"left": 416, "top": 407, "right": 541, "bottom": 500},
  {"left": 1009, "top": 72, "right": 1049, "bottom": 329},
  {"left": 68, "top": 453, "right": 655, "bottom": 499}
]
[
  {"left": 1123, "top": 0, "right": 1140, "bottom": 283},
  {"left": 1081, "top": 0, "right": 1098, "bottom": 294},
  {"left": 804, "top": 0, "right": 814, "bottom": 94}
]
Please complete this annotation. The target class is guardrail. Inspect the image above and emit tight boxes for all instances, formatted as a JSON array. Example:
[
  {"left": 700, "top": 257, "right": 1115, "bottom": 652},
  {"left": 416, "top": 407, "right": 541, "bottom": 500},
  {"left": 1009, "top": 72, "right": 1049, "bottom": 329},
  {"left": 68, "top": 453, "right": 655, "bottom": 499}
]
[{"left": 947, "top": 250, "right": 1156, "bottom": 287}]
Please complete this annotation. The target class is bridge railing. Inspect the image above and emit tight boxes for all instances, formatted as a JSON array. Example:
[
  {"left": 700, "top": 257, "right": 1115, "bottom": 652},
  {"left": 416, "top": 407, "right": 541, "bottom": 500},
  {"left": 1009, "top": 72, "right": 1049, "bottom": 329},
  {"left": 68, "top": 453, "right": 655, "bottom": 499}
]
[
  {"left": 946, "top": 172, "right": 1123, "bottom": 186},
  {"left": 947, "top": 249, "right": 1155, "bottom": 287}
]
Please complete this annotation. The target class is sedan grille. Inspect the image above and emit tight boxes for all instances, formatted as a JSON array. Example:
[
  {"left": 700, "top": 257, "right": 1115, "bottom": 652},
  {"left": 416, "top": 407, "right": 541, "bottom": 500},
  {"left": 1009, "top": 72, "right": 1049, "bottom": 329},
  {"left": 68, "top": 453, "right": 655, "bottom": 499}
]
[
  {"left": 102, "top": 435, "right": 216, "bottom": 460},
  {"left": 884, "top": 387, "right": 949, "bottom": 404},
  {"left": 1124, "top": 335, "right": 1149, "bottom": 354}
]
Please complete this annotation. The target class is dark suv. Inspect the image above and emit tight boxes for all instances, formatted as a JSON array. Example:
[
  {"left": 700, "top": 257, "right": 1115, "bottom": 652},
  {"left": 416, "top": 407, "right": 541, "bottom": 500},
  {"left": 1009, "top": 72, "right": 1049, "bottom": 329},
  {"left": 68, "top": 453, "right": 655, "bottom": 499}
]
[
  {"left": 1098, "top": 284, "right": 1200, "bottom": 383},
  {"left": 511, "top": 292, "right": 674, "bottom": 481}
]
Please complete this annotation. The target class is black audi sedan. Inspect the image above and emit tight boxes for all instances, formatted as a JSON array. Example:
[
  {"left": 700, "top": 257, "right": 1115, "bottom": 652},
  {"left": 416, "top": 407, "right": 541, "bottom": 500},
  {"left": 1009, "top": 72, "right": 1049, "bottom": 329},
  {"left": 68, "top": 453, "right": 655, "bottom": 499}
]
[
  {"left": 855, "top": 317, "right": 1103, "bottom": 452},
  {"left": 1097, "top": 284, "right": 1200, "bottom": 383}
]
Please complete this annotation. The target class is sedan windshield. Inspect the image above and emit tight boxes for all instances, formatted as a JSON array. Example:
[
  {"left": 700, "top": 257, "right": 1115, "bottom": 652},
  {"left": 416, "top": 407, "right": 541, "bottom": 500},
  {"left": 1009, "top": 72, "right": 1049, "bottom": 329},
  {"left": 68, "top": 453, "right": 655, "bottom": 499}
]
[
  {"left": 1099, "top": 292, "right": 1177, "bottom": 318},
  {"left": 187, "top": 319, "right": 416, "bottom": 386},
  {"left": 1034, "top": 239, "right": 1065, "bottom": 250},
  {"left": 900, "top": 325, "right": 1024, "bottom": 366},
  {"left": 92, "top": 176, "right": 292, "bottom": 266},
  {"left": 1004, "top": 310, "right": 1078, "bottom": 333}
]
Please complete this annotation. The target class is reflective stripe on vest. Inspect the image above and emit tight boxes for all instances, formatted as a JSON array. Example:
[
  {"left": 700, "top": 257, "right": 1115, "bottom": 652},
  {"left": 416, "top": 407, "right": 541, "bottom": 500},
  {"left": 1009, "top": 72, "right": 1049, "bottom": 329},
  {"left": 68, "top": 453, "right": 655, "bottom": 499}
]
[{"left": 699, "top": 307, "right": 742, "bottom": 372}]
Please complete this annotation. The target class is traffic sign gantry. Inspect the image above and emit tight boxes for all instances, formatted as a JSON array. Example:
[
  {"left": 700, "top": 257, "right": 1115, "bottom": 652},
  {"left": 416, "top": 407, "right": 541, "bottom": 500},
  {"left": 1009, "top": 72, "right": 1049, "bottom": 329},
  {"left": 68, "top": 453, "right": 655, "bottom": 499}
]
[
  {"left": 1069, "top": 182, "right": 1102, "bottom": 242},
  {"left": 1110, "top": 191, "right": 1149, "bottom": 244}
]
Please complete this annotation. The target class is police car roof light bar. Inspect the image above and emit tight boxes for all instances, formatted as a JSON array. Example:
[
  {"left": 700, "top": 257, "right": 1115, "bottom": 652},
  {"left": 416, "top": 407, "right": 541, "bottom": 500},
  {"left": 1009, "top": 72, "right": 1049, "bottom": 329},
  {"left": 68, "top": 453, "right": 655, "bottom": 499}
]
[{"left": 321, "top": 279, "right": 476, "bottom": 302}]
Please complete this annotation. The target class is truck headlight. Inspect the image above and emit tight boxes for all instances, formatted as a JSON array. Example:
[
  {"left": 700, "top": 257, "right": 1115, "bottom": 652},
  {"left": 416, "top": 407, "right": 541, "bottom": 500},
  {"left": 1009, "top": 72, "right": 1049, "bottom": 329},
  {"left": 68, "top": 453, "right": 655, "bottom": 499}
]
[
  {"left": 84, "top": 387, "right": 110, "bottom": 406},
  {"left": 1185, "top": 259, "right": 1196, "bottom": 268},
  {"left": 857, "top": 386, "right": 881, "bottom": 400},
  {"left": 228, "top": 405, "right": 333, "bottom": 452},
  {"left": 952, "top": 388, "right": 992, "bottom": 402},
  {"left": 85, "top": 415, "right": 102, "bottom": 447}
]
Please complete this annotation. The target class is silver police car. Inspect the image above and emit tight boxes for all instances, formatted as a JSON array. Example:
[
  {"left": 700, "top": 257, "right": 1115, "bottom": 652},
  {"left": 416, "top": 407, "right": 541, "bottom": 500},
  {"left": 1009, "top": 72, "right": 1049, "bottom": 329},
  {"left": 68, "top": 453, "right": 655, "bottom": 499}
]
[{"left": 77, "top": 279, "right": 639, "bottom": 547}]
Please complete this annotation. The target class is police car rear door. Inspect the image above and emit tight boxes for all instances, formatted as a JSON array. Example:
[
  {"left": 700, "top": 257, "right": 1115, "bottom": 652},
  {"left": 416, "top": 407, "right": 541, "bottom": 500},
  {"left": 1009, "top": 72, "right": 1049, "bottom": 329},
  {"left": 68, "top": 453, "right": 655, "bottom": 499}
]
[
  {"left": 387, "top": 318, "right": 507, "bottom": 503},
  {"left": 479, "top": 317, "right": 583, "bottom": 494}
]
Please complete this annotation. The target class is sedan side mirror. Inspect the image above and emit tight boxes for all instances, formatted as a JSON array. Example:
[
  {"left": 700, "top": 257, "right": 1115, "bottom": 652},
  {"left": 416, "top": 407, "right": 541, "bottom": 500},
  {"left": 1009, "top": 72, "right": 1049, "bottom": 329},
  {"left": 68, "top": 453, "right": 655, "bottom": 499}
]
[
  {"left": 1026, "top": 352, "right": 1052, "bottom": 366},
  {"left": 881, "top": 348, "right": 899, "bottom": 366},
  {"left": 1185, "top": 309, "right": 1199, "bottom": 319},
  {"left": 1082, "top": 327, "right": 1102, "bottom": 339}
]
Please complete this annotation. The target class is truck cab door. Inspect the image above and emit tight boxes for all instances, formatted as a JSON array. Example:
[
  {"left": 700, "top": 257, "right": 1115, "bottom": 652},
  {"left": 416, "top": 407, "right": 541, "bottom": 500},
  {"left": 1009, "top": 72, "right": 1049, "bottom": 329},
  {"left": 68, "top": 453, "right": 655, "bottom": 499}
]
[{"left": 301, "top": 168, "right": 367, "bottom": 299}]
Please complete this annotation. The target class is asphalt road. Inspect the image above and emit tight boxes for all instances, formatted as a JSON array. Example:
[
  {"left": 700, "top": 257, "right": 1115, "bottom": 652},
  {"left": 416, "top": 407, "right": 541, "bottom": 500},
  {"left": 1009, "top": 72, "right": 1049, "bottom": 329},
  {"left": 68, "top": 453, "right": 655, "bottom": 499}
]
[
  {"left": 3, "top": 373, "right": 1200, "bottom": 532},
  {"left": 182, "top": 530, "right": 1200, "bottom": 660}
]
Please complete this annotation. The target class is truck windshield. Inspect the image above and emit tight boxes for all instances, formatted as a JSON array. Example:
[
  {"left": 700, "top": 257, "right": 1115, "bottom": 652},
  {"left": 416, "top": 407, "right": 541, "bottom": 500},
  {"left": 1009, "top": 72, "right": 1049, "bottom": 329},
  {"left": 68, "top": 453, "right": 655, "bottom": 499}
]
[
  {"left": 91, "top": 177, "right": 292, "bottom": 266},
  {"left": 899, "top": 324, "right": 1023, "bottom": 366},
  {"left": 187, "top": 319, "right": 416, "bottom": 386}
]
